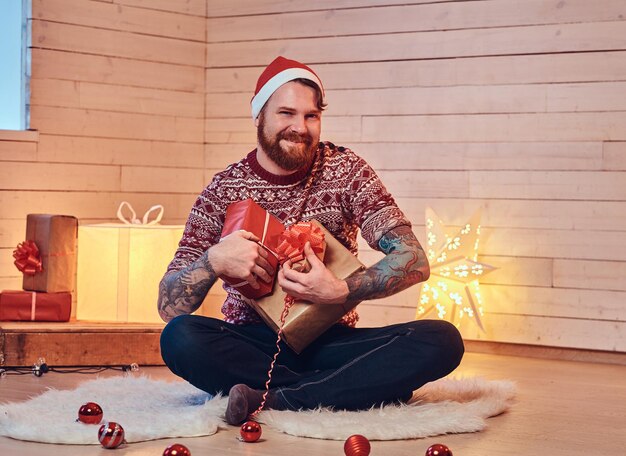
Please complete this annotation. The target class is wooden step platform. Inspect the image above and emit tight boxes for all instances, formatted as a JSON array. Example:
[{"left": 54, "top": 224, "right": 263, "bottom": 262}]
[
  {"left": 2, "top": 321, "right": 624, "bottom": 368},
  {"left": 0, "top": 321, "right": 165, "bottom": 367}
]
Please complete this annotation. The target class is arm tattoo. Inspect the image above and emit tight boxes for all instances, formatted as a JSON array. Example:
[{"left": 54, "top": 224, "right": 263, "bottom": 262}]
[
  {"left": 345, "top": 225, "right": 429, "bottom": 302},
  {"left": 158, "top": 251, "right": 218, "bottom": 321}
]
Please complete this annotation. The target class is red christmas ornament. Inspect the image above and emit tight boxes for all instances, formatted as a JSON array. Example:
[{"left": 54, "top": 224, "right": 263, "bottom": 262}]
[
  {"left": 239, "top": 421, "right": 262, "bottom": 442},
  {"left": 163, "top": 443, "right": 191, "bottom": 456},
  {"left": 425, "top": 443, "right": 453, "bottom": 456},
  {"left": 98, "top": 421, "right": 125, "bottom": 449},
  {"left": 77, "top": 402, "right": 104, "bottom": 424},
  {"left": 344, "top": 434, "right": 371, "bottom": 456}
]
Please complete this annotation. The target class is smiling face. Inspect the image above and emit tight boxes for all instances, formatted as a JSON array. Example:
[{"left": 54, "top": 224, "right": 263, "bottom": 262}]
[{"left": 255, "top": 80, "right": 322, "bottom": 173}]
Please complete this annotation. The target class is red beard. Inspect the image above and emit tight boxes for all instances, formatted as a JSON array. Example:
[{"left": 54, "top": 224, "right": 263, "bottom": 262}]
[{"left": 257, "top": 117, "right": 317, "bottom": 171}]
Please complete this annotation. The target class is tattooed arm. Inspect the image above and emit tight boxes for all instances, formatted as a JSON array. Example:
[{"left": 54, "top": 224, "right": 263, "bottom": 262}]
[
  {"left": 345, "top": 225, "right": 429, "bottom": 302},
  {"left": 158, "top": 230, "right": 275, "bottom": 322},
  {"left": 278, "top": 225, "right": 429, "bottom": 304},
  {"left": 158, "top": 251, "right": 217, "bottom": 322}
]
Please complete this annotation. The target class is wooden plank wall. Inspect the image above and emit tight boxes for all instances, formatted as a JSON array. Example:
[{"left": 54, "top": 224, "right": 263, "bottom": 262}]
[
  {"left": 0, "top": 0, "right": 624, "bottom": 353},
  {"left": 203, "top": 0, "right": 626, "bottom": 352},
  {"left": 0, "top": 0, "right": 207, "bottom": 299}
]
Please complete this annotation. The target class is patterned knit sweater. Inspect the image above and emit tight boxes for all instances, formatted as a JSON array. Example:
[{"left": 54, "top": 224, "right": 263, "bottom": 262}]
[{"left": 167, "top": 142, "right": 411, "bottom": 326}]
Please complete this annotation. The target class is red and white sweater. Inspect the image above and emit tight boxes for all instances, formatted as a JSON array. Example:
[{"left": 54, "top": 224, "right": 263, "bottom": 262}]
[{"left": 167, "top": 142, "right": 411, "bottom": 326}]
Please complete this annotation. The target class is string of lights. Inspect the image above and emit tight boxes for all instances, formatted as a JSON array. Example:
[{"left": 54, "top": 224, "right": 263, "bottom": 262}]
[{"left": 0, "top": 358, "right": 139, "bottom": 377}]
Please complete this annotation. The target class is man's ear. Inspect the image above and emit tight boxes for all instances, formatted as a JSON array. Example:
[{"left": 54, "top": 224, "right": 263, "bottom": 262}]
[{"left": 254, "top": 115, "right": 260, "bottom": 128}]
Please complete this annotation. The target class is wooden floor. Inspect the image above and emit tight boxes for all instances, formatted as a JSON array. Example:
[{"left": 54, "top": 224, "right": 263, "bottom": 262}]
[{"left": 1, "top": 352, "right": 624, "bottom": 455}]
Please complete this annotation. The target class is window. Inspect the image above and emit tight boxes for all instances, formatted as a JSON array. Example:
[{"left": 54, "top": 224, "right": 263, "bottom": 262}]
[{"left": 0, "top": 0, "right": 30, "bottom": 130}]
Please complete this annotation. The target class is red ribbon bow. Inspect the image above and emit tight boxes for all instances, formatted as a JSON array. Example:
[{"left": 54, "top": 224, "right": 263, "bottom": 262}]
[
  {"left": 275, "top": 222, "right": 325, "bottom": 265},
  {"left": 13, "top": 240, "right": 43, "bottom": 275}
]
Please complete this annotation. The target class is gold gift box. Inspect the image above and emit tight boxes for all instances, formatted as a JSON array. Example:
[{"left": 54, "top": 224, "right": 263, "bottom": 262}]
[
  {"left": 22, "top": 214, "right": 78, "bottom": 293},
  {"left": 250, "top": 220, "right": 365, "bottom": 353}
]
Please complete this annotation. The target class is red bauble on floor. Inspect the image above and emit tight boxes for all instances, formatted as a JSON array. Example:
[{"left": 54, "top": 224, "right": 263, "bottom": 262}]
[
  {"left": 425, "top": 443, "right": 453, "bottom": 456},
  {"left": 98, "top": 421, "right": 125, "bottom": 449},
  {"left": 239, "top": 421, "right": 262, "bottom": 442},
  {"left": 344, "top": 434, "right": 371, "bottom": 456},
  {"left": 77, "top": 402, "right": 103, "bottom": 425},
  {"left": 163, "top": 443, "right": 191, "bottom": 456}
]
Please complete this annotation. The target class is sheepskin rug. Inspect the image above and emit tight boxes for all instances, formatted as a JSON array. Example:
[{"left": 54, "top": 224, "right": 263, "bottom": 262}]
[{"left": 0, "top": 375, "right": 515, "bottom": 444}]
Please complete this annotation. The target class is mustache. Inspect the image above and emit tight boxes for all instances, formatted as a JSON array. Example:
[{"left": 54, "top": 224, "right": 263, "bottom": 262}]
[{"left": 279, "top": 130, "right": 313, "bottom": 145}]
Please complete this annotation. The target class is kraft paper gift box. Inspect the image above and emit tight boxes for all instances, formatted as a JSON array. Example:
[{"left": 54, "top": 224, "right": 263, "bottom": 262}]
[
  {"left": 76, "top": 223, "right": 183, "bottom": 323},
  {"left": 220, "top": 199, "right": 285, "bottom": 299},
  {"left": 0, "top": 290, "right": 71, "bottom": 322},
  {"left": 251, "top": 220, "right": 365, "bottom": 354},
  {"left": 19, "top": 214, "right": 78, "bottom": 293}
]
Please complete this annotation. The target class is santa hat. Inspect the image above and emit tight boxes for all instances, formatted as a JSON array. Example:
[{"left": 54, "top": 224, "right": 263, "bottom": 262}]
[{"left": 251, "top": 56, "right": 325, "bottom": 119}]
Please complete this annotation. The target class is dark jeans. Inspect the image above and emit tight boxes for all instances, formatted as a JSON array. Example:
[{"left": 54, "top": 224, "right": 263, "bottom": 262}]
[{"left": 160, "top": 314, "right": 464, "bottom": 410}]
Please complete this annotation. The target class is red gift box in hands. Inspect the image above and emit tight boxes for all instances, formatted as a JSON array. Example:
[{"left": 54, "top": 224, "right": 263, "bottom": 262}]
[{"left": 220, "top": 199, "right": 285, "bottom": 299}]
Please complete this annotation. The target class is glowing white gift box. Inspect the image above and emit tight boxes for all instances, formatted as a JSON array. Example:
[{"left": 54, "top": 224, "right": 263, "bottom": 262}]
[{"left": 76, "top": 204, "right": 183, "bottom": 323}]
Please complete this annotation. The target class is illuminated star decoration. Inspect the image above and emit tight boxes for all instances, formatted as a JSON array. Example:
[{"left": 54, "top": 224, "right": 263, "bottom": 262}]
[{"left": 417, "top": 207, "right": 497, "bottom": 331}]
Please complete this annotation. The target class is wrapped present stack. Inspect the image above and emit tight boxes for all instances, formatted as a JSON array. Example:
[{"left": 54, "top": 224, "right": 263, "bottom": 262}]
[
  {"left": 0, "top": 214, "right": 77, "bottom": 322},
  {"left": 221, "top": 199, "right": 365, "bottom": 353},
  {"left": 253, "top": 219, "right": 365, "bottom": 353}
]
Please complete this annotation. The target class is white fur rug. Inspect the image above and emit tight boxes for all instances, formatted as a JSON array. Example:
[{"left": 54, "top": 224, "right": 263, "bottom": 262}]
[{"left": 0, "top": 375, "right": 515, "bottom": 444}]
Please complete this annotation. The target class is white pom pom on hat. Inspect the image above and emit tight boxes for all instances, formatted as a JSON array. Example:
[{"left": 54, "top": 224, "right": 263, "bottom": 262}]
[{"left": 251, "top": 56, "right": 325, "bottom": 119}]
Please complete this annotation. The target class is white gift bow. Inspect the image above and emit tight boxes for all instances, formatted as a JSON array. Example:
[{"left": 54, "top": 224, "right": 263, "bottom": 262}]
[{"left": 116, "top": 201, "right": 164, "bottom": 226}]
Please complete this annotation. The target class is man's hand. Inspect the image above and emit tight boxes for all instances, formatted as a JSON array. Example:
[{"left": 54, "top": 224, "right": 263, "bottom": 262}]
[
  {"left": 208, "top": 230, "right": 275, "bottom": 289},
  {"left": 278, "top": 242, "right": 349, "bottom": 304}
]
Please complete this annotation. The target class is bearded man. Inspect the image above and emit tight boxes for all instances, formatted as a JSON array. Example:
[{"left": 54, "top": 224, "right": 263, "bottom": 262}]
[{"left": 158, "top": 56, "right": 464, "bottom": 425}]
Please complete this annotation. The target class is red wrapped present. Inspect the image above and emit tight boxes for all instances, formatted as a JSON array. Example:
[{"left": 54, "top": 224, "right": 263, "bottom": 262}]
[
  {"left": 220, "top": 199, "right": 285, "bottom": 299},
  {"left": 15, "top": 214, "right": 78, "bottom": 293},
  {"left": 251, "top": 220, "right": 365, "bottom": 353},
  {"left": 0, "top": 290, "right": 71, "bottom": 322}
]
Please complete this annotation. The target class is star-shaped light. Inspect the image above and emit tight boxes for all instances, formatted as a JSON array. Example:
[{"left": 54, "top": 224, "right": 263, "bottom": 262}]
[{"left": 416, "top": 207, "right": 497, "bottom": 331}]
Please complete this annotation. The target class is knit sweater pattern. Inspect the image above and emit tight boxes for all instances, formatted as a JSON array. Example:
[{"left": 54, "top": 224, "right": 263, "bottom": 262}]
[{"left": 167, "top": 142, "right": 411, "bottom": 326}]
